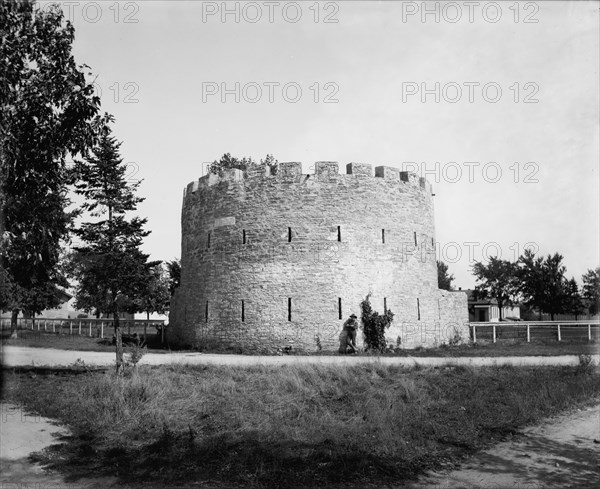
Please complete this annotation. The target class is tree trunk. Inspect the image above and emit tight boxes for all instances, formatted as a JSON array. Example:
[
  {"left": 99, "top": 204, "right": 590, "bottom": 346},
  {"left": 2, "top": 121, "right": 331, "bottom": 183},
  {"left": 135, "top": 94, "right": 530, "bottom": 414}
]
[
  {"left": 114, "top": 309, "right": 124, "bottom": 376},
  {"left": 551, "top": 313, "right": 555, "bottom": 321},
  {"left": 497, "top": 299, "right": 504, "bottom": 321},
  {"left": 9, "top": 309, "right": 18, "bottom": 339}
]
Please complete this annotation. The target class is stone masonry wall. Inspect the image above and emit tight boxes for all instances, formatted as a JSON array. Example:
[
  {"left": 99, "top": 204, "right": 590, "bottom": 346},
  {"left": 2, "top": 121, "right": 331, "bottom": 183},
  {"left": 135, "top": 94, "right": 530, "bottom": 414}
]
[{"left": 169, "top": 161, "right": 468, "bottom": 352}]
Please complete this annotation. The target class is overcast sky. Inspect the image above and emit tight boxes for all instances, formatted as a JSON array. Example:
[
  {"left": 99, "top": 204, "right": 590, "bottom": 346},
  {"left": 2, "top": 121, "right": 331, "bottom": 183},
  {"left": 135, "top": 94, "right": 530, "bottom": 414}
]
[{"left": 42, "top": 0, "right": 599, "bottom": 288}]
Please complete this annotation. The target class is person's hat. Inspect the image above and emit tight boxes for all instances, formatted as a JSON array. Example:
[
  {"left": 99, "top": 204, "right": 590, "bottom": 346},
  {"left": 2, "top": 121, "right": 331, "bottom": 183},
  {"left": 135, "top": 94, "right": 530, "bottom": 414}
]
[{"left": 350, "top": 314, "right": 357, "bottom": 318}]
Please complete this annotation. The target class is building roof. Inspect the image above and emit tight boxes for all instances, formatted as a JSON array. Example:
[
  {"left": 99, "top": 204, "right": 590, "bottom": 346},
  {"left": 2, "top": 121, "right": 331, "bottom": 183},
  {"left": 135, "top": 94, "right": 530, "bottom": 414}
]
[{"left": 465, "top": 289, "right": 498, "bottom": 306}]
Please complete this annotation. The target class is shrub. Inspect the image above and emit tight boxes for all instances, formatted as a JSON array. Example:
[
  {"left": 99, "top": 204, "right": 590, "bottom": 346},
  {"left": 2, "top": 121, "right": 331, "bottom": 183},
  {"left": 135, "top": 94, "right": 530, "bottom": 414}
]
[
  {"left": 315, "top": 334, "right": 322, "bottom": 351},
  {"left": 577, "top": 354, "right": 595, "bottom": 375},
  {"left": 360, "top": 294, "right": 394, "bottom": 352},
  {"left": 127, "top": 342, "right": 147, "bottom": 367},
  {"left": 448, "top": 326, "right": 463, "bottom": 346}
]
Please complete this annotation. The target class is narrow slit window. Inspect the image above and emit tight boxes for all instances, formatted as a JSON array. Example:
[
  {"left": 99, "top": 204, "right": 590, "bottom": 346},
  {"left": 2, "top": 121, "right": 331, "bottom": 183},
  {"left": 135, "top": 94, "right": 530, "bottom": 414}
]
[
  {"left": 384, "top": 297, "right": 387, "bottom": 313},
  {"left": 241, "top": 300, "right": 245, "bottom": 322},
  {"left": 337, "top": 226, "right": 341, "bottom": 242},
  {"left": 338, "top": 298, "right": 342, "bottom": 320},
  {"left": 207, "top": 232, "right": 211, "bottom": 248},
  {"left": 382, "top": 229, "right": 385, "bottom": 244},
  {"left": 243, "top": 229, "right": 246, "bottom": 244},
  {"left": 431, "top": 237, "right": 434, "bottom": 247},
  {"left": 205, "top": 301, "right": 209, "bottom": 322},
  {"left": 288, "top": 297, "right": 292, "bottom": 321},
  {"left": 417, "top": 298, "right": 421, "bottom": 321},
  {"left": 414, "top": 231, "right": 417, "bottom": 246},
  {"left": 288, "top": 227, "right": 292, "bottom": 242}
]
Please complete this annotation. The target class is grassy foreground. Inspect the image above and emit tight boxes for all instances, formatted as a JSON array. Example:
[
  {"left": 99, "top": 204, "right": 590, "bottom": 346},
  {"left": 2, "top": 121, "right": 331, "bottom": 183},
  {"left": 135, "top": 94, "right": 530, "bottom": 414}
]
[{"left": 2, "top": 363, "right": 599, "bottom": 488}]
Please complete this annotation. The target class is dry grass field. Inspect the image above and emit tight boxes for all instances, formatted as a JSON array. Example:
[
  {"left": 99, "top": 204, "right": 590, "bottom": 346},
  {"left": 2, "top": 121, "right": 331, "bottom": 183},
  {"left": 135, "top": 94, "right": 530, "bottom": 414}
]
[{"left": 2, "top": 361, "right": 599, "bottom": 488}]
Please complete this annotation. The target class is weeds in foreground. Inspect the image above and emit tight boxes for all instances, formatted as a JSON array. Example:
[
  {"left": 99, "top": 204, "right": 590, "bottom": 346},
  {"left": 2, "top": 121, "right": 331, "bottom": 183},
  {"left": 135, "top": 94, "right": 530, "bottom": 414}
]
[
  {"left": 2, "top": 363, "right": 599, "bottom": 488},
  {"left": 126, "top": 341, "right": 147, "bottom": 367},
  {"left": 577, "top": 354, "right": 596, "bottom": 374}
]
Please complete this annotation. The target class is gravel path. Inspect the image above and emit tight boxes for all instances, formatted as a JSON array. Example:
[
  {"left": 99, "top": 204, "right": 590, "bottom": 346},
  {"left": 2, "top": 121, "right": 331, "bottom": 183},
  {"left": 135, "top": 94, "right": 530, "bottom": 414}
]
[
  {"left": 408, "top": 403, "right": 600, "bottom": 489},
  {"left": 0, "top": 402, "right": 118, "bottom": 489},
  {"left": 1, "top": 345, "right": 598, "bottom": 368}
]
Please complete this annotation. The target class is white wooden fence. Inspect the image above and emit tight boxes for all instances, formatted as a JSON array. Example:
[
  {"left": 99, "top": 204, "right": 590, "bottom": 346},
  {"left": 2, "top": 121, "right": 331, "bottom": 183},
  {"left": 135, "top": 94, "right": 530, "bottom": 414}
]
[
  {"left": 470, "top": 321, "right": 599, "bottom": 343},
  {"left": 1, "top": 317, "right": 165, "bottom": 340}
]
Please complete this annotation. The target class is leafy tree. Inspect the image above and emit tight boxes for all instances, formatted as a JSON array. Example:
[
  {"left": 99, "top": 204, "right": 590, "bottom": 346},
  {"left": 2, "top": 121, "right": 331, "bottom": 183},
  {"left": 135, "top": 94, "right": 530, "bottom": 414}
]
[
  {"left": 70, "top": 126, "right": 154, "bottom": 375},
  {"left": 563, "top": 277, "right": 585, "bottom": 319},
  {"left": 582, "top": 267, "right": 600, "bottom": 315},
  {"left": 260, "top": 154, "right": 279, "bottom": 175},
  {"left": 138, "top": 263, "right": 170, "bottom": 320},
  {"left": 166, "top": 259, "right": 181, "bottom": 296},
  {"left": 1, "top": 0, "right": 101, "bottom": 337},
  {"left": 209, "top": 153, "right": 254, "bottom": 176},
  {"left": 471, "top": 257, "right": 519, "bottom": 321},
  {"left": 0, "top": 271, "right": 63, "bottom": 326},
  {"left": 209, "top": 153, "right": 278, "bottom": 176},
  {"left": 437, "top": 260, "right": 454, "bottom": 291},
  {"left": 518, "top": 250, "right": 569, "bottom": 320},
  {"left": 67, "top": 248, "right": 111, "bottom": 318},
  {"left": 360, "top": 293, "right": 394, "bottom": 352}
]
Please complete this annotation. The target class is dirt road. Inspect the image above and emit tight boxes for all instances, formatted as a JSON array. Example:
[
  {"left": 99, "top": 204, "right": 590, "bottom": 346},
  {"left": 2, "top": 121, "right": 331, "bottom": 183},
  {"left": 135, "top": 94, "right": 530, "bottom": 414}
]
[
  {"left": 2, "top": 345, "right": 598, "bottom": 368},
  {"left": 0, "top": 402, "right": 118, "bottom": 488},
  {"left": 409, "top": 404, "right": 600, "bottom": 489}
]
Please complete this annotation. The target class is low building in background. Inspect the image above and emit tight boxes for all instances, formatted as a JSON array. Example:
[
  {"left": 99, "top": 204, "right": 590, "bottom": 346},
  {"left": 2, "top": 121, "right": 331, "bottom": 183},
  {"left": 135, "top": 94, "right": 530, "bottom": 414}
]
[{"left": 466, "top": 289, "right": 521, "bottom": 322}]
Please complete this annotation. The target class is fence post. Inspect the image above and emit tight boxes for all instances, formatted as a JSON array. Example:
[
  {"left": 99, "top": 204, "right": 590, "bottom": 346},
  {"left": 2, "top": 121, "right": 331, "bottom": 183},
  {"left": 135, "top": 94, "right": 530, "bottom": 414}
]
[
  {"left": 588, "top": 324, "right": 591, "bottom": 342},
  {"left": 53, "top": 321, "right": 56, "bottom": 333},
  {"left": 78, "top": 320, "right": 82, "bottom": 335},
  {"left": 101, "top": 321, "right": 104, "bottom": 339},
  {"left": 492, "top": 325, "right": 496, "bottom": 343},
  {"left": 89, "top": 322, "right": 92, "bottom": 337},
  {"left": 526, "top": 324, "right": 530, "bottom": 343},
  {"left": 70, "top": 321, "right": 73, "bottom": 335},
  {"left": 557, "top": 324, "right": 561, "bottom": 342}
]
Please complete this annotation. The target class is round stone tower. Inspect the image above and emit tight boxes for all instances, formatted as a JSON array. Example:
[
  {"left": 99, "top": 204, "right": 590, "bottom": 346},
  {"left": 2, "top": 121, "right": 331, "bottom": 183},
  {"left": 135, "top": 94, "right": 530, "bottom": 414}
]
[{"left": 169, "top": 161, "right": 468, "bottom": 352}]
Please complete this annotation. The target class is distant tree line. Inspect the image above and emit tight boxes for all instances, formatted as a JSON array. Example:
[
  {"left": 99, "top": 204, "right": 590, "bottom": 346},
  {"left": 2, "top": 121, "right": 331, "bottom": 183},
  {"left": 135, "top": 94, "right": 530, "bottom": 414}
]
[{"left": 438, "top": 255, "right": 599, "bottom": 320}]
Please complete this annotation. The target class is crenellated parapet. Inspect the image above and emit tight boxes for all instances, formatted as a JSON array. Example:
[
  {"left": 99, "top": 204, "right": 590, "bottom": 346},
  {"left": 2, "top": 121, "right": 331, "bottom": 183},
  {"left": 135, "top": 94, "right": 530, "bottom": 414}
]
[{"left": 183, "top": 161, "right": 433, "bottom": 199}]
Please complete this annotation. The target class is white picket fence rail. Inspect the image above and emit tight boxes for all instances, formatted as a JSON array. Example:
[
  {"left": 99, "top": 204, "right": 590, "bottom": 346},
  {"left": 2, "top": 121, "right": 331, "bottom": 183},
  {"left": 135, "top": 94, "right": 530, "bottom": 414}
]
[
  {"left": 470, "top": 321, "right": 600, "bottom": 343},
  {"left": 1, "top": 317, "right": 166, "bottom": 339}
]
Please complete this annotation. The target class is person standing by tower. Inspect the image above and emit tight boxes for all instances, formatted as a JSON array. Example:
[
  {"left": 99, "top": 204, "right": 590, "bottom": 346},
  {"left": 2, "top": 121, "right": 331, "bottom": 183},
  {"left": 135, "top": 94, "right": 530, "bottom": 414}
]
[{"left": 341, "top": 313, "right": 359, "bottom": 353}]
